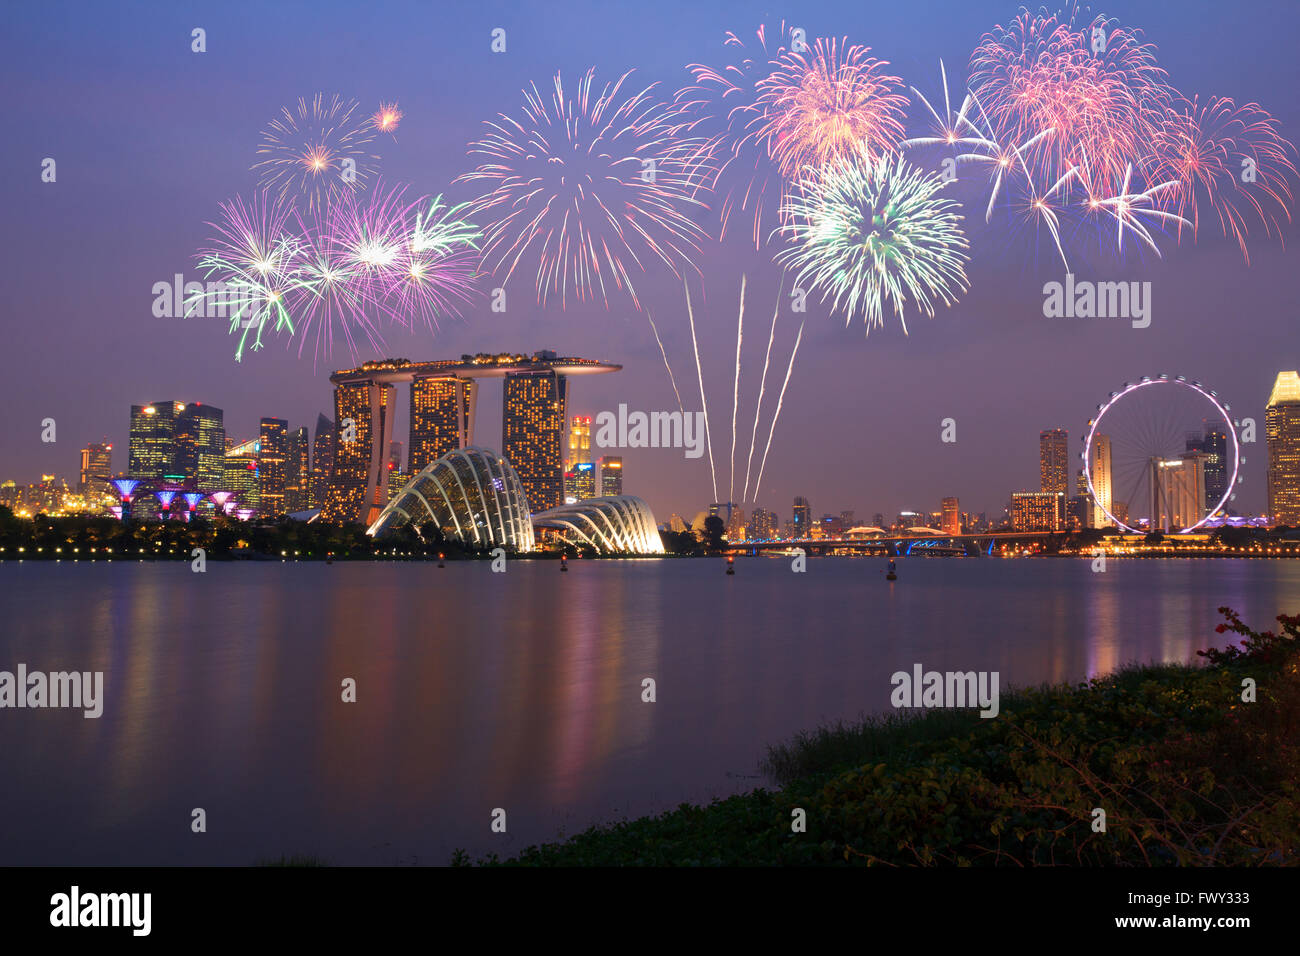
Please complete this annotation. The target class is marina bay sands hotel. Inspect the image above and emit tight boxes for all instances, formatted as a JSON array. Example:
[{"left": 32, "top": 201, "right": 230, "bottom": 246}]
[{"left": 320, "top": 351, "right": 621, "bottom": 525}]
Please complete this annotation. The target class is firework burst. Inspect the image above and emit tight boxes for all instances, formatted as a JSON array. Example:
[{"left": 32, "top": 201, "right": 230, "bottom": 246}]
[
  {"left": 254, "top": 93, "right": 379, "bottom": 213},
  {"left": 969, "top": 9, "right": 1172, "bottom": 194},
  {"left": 776, "top": 151, "right": 970, "bottom": 333},
  {"left": 458, "top": 68, "right": 709, "bottom": 309},
  {"left": 758, "top": 37, "right": 908, "bottom": 179},
  {"left": 1149, "top": 95, "right": 1297, "bottom": 263},
  {"left": 372, "top": 101, "right": 403, "bottom": 136},
  {"left": 672, "top": 23, "right": 792, "bottom": 247}
]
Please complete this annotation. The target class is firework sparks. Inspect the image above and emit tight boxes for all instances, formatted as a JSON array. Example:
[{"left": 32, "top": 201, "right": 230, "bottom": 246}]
[
  {"left": 685, "top": 280, "right": 719, "bottom": 502},
  {"left": 458, "top": 68, "right": 709, "bottom": 309},
  {"left": 1149, "top": 95, "right": 1297, "bottom": 263},
  {"left": 902, "top": 59, "right": 984, "bottom": 152},
  {"left": 254, "top": 93, "right": 379, "bottom": 213},
  {"left": 752, "top": 319, "right": 803, "bottom": 501},
  {"left": 187, "top": 192, "right": 310, "bottom": 361},
  {"left": 372, "top": 101, "right": 403, "bottom": 136},
  {"left": 672, "top": 23, "right": 791, "bottom": 247},
  {"left": 777, "top": 151, "right": 970, "bottom": 333},
  {"left": 742, "top": 279, "right": 782, "bottom": 504},
  {"left": 758, "top": 37, "right": 908, "bottom": 179}
]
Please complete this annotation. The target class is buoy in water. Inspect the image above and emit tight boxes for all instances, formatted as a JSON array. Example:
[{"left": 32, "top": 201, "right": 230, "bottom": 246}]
[
  {"left": 438, "top": 552, "right": 445, "bottom": 568},
  {"left": 726, "top": 555, "right": 735, "bottom": 575},
  {"left": 561, "top": 554, "right": 568, "bottom": 572}
]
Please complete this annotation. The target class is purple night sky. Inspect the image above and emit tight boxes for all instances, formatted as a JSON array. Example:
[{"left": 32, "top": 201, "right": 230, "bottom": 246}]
[{"left": 3, "top": 0, "right": 1297, "bottom": 523}]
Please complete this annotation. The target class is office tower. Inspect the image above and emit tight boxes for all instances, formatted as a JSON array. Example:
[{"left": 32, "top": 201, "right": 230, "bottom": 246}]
[
  {"left": 727, "top": 507, "right": 747, "bottom": 539},
  {"left": 503, "top": 370, "right": 566, "bottom": 512},
  {"left": 310, "top": 413, "right": 335, "bottom": 509},
  {"left": 749, "top": 507, "right": 776, "bottom": 539},
  {"left": 79, "top": 442, "right": 112, "bottom": 496},
  {"left": 819, "top": 513, "right": 841, "bottom": 537},
  {"left": 669, "top": 513, "right": 688, "bottom": 532},
  {"left": 1198, "top": 426, "right": 1229, "bottom": 511},
  {"left": 1090, "top": 434, "right": 1113, "bottom": 528},
  {"left": 566, "top": 461, "right": 596, "bottom": 501},
  {"left": 896, "top": 511, "right": 923, "bottom": 530},
  {"left": 872, "top": 513, "right": 885, "bottom": 529},
  {"left": 284, "top": 426, "right": 310, "bottom": 513},
  {"left": 941, "top": 497, "right": 961, "bottom": 535},
  {"left": 175, "top": 403, "right": 225, "bottom": 492},
  {"left": 1010, "top": 492, "right": 1065, "bottom": 532},
  {"left": 597, "top": 455, "right": 622, "bottom": 496},
  {"left": 129, "top": 401, "right": 183, "bottom": 479},
  {"left": 1267, "top": 371, "right": 1300, "bottom": 525},
  {"left": 1040, "top": 428, "right": 1069, "bottom": 495},
  {"left": 222, "top": 448, "right": 260, "bottom": 512},
  {"left": 409, "top": 376, "right": 476, "bottom": 474},
  {"left": 1150, "top": 455, "right": 1205, "bottom": 532},
  {"left": 388, "top": 441, "right": 403, "bottom": 472},
  {"left": 567, "top": 415, "right": 591, "bottom": 470},
  {"left": 840, "top": 510, "right": 856, "bottom": 530},
  {"left": 322, "top": 381, "right": 396, "bottom": 524},
  {"left": 1066, "top": 495, "right": 1090, "bottom": 530},
  {"left": 792, "top": 496, "right": 811, "bottom": 537},
  {"left": 257, "top": 419, "right": 288, "bottom": 517}
]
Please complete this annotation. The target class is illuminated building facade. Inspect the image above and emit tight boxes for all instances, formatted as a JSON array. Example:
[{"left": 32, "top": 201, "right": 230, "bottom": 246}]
[
  {"left": 503, "top": 370, "right": 566, "bottom": 512},
  {"left": 598, "top": 455, "right": 622, "bottom": 497},
  {"left": 1040, "top": 428, "right": 1069, "bottom": 495},
  {"left": 941, "top": 497, "right": 961, "bottom": 535},
  {"left": 1151, "top": 455, "right": 1206, "bottom": 532},
  {"left": 1089, "top": 434, "right": 1113, "bottom": 528},
  {"left": 322, "top": 381, "right": 395, "bottom": 525},
  {"left": 792, "top": 497, "right": 811, "bottom": 537},
  {"left": 79, "top": 442, "right": 113, "bottom": 496},
  {"left": 1010, "top": 492, "right": 1065, "bottom": 532},
  {"left": 129, "top": 401, "right": 183, "bottom": 479},
  {"left": 749, "top": 507, "right": 776, "bottom": 540},
  {"left": 310, "top": 413, "right": 334, "bottom": 509},
  {"left": 368, "top": 446, "right": 534, "bottom": 551},
  {"left": 410, "top": 376, "right": 477, "bottom": 474},
  {"left": 1266, "top": 371, "right": 1300, "bottom": 526},
  {"left": 222, "top": 449, "right": 260, "bottom": 511},
  {"left": 565, "top": 461, "right": 595, "bottom": 501},
  {"left": 258, "top": 418, "right": 288, "bottom": 517},
  {"left": 175, "top": 403, "right": 225, "bottom": 492},
  {"left": 285, "top": 425, "right": 310, "bottom": 513},
  {"left": 567, "top": 415, "right": 591, "bottom": 470}
]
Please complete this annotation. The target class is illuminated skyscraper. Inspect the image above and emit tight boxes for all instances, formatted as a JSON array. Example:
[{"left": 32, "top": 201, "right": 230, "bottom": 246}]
[
  {"left": 1266, "top": 371, "right": 1300, "bottom": 526},
  {"left": 1151, "top": 455, "right": 1206, "bottom": 531},
  {"left": 175, "top": 403, "right": 225, "bottom": 492},
  {"left": 566, "top": 461, "right": 596, "bottom": 501},
  {"left": 409, "top": 376, "right": 477, "bottom": 474},
  {"left": 503, "top": 370, "right": 566, "bottom": 512},
  {"left": 792, "top": 496, "right": 811, "bottom": 537},
  {"left": 322, "top": 381, "right": 396, "bottom": 524},
  {"left": 749, "top": 507, "right": 776, "bottom": 539},
  {"left": 941, "top": 497, "right": 960, "bottom": 535},
  {"left": 567, "top": 415, "right": 591, "bottom": 470},
  {"left": 1011, "top": 492, "right": 1065, "bottom": 532},
  {"left": 285, "top": 426, "right": 310, "bottom": 513},
  {"left": 129, "top": 401, "right": 183, "bottom": 479},
  {"left": 598, "top": 455, "right": 622, "bottom": 496},
  {"left": 222, "top": 447, "right": 260, "bottom": 511},
  {"left": 79, "top": 442, "right": 112, "bottom": 496},
  {"left": 1040, "top": 428, "right": 1069, "bottom": 495},
  {"left": 310, "top": 413, "right": 334, "bottom": 509},
  {"left": 258, "top": 418, "right": 288, "bottom": 517},
  {"left": 1090, "top": 434, "right": 1113, "bottom": 528}
]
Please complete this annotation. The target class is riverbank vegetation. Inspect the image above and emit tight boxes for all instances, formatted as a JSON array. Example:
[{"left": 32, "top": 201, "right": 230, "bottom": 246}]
[{"left": 466, "top": 607, "right": 1298, "bottom": 866}]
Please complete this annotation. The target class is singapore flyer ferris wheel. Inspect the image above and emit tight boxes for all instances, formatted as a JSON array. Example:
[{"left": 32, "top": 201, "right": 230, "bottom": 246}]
[{"left": 1083, "top": 376, "right": 1241, "bottom": 534}]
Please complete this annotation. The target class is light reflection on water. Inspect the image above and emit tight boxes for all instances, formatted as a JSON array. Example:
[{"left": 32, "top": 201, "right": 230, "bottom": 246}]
[{"left": 0, "top": 557, "right": 1295, "bottom": 865}]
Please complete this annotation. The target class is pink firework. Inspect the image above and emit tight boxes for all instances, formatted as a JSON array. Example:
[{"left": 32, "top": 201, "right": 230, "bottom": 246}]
[
  {"left": 458, "top": 68, "right": 709, "bottom": 309},
  {"left": 757, "top": 37, "right": 908, "bottom": 180},
  {"left": 1148, "top": 95, "right": 1297, "bottom": 263},
  {"left": 672, "top": 23, "right": 792, "bottom": 247},
  {"left": 969, "top": 9, "right": 1172, "bottom": 194},
  {"left": 372, "top": 101, "right": 403, "bottom": 136}
]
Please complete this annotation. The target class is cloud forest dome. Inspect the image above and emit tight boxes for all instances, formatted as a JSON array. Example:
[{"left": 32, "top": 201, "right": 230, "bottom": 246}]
[
  {"left": 368, "top": 446, "right": 535, "bottom": 551},
  {"left": 532, "top": 496, "right": 666, "bottom": 554}
]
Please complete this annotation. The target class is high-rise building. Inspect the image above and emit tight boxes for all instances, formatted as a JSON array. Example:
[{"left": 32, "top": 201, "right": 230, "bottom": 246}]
[
  {"left": 1151, "top": 454, "right": 1206, "bottom": 531},
  {"left": 1010, "top": 492, "right": 1065, "bottom": 532},
  {"left": 503, "top": 370, "right": 566, "bottom": 512},
  {"left": 1040, "top": 428, "right": 1069, "bottom": 495},
  {"left": 940, "top": 497, "right": 961, "bottom": 535},
  {"left": 129, "top": 401, "right": 183, "bottom": 480},
  {"left": 1267, "top": 371, "right": 1300, "bottom": 526},
  {"left": 310, "top": 413, "right": 335, "bottom": 509},
  {"left": 175, "top": 403, "right": 225, "bottom": 492},
  {"left": 1198, "top": 426, "right": 1229, "bottom": 512},
  {"left": 871, "top": 513, "right": 885, "bottom": 529},
  {"left": 819, "top": 513, "right": 842, "bottom": 537},
  {"left": 597, "top": 455, "right": 622, "bottom": 496},
  {"left": 727, "top": 507, "right": 746, "bottom": 540},
  {"left": 1090, "top": 434, "right": 1113, "bottom": 528},
  {"left": 409, "top": 376, "right": 476, "bottom": 475},
  {"left": 749, "top": 507, "right": 776, "bottom": 539},
  {"left": 79, "top": 442, "right": 112, "bottom": 496},
  {"left": 285, "top": 426, "right": 310, "bottom": 513},
  {"left": 567, "top": 415, "right": 591, "bottom": 471},
  {"left": 322, "top": 381, "right": 396, "bottom": 525},
  {"left": 565, "top": 461, "right": 596, "bottom": 501},
  {"left": 791, "top": 497, "right": 811, "bottom": 538},
  {"left": 222, "top": 447, "right": 260, "bottom": 512},
  {"left": 258, "top": 418, "right": 288, "bottom": 517},
  {"left": 840, "top": 510, "right": 856, "bottom": 530}
]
